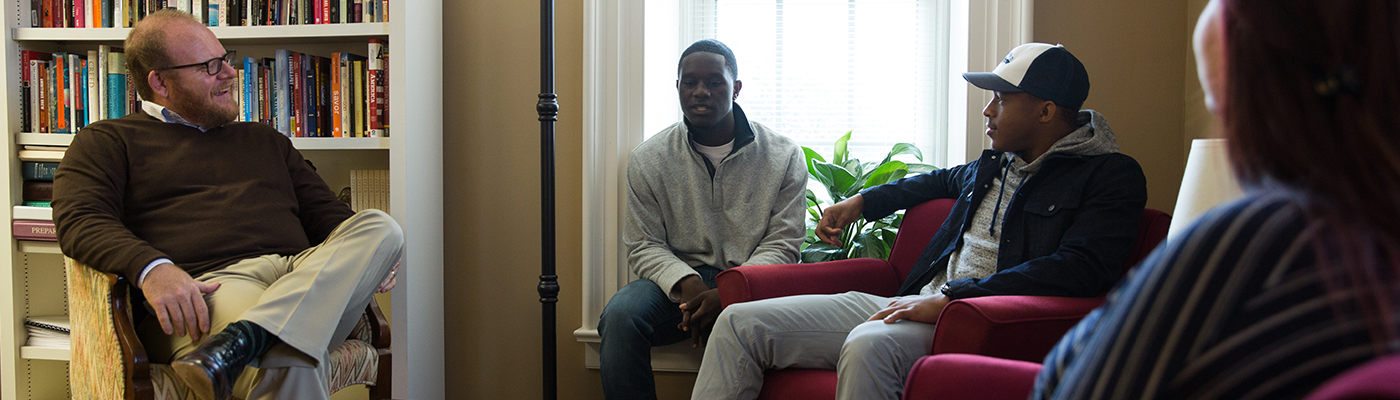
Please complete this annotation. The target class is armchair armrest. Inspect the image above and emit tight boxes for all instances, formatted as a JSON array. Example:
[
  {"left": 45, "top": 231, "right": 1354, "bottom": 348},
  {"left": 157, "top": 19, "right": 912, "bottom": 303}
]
[
  {"left": 931, "top": 295, "right": 1104, "bottom": 363},
  {"left": 67, "top": 258, "right": 154, "bottom": 400},
  {"left": 902, "top": 354, "right": 1042, "bottom": 400},
  {"left": 718, "top": 258, "right": 903, "bottom": 307}
]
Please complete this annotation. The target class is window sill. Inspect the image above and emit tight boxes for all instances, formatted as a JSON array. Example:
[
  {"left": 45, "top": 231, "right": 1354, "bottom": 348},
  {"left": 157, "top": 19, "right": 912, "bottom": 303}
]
[{"left": 574, "top": 328, "right": 705, "bottom": 372}]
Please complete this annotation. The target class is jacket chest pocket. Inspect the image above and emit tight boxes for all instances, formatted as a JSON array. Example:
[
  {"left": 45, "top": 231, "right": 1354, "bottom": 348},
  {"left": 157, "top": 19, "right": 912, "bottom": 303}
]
[{"left": 1020, "top": 197, "right": 1080, "bottom": 256}]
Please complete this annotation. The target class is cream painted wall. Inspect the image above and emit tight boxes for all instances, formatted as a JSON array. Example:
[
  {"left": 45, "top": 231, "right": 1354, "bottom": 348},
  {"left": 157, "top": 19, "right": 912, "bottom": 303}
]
[
  {"left": 440, "top": 1, "right": 1201, "bottom": 399},
  {"left": 1034, "top": 0, "right": 1189, "bottom": 213}
]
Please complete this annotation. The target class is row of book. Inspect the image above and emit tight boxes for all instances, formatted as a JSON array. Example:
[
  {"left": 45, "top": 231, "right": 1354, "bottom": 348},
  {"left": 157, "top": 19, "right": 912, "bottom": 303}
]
[
  {"left": 30, "top": 0, "right": 388, "bottom": 28},
  {"left": 349, "top": 169, "right": 389, "bottom": 213},
  {"left": 20, "top": 48, "right": 134, "bottom": 135},
  {"left": 242, "top": 39, "right": 389, "bottom": 138},
  {"left": 15, "top": 157, "right": 60, "bottom": 242},
  {"left": 20, "top": 38, "right": 388, "bottom": 138}
]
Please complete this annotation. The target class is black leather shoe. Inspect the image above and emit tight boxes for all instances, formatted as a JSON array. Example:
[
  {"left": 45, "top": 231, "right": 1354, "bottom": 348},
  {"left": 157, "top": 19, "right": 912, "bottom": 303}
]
[{"left": 171, "top": 329, "right": 258, "bottom": 400}]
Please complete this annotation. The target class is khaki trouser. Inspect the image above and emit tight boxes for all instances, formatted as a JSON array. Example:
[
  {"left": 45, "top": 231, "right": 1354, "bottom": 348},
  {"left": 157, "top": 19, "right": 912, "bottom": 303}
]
[
  {"left": 140, "top": 209, "right": 404, "bottom": 400},
  {"left": 692, "top": 291, "right": 939, "bottom": 400}
]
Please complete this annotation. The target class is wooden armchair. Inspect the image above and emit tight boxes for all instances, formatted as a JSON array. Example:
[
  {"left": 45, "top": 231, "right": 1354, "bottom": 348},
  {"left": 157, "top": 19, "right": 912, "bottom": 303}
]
[{"left": 66, "top": 258, "right": 392, "bottom": 400}]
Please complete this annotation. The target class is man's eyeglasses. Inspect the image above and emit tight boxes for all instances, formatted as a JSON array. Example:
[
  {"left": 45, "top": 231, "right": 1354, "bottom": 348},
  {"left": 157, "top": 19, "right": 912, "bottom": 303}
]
[{"left": 158, "top": 51, "right": 237, "bottom": 76}]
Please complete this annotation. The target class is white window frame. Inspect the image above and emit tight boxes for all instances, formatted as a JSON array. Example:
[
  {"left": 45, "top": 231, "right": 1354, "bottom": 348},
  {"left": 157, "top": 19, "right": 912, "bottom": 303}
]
[{"left": 576, "top": 0, "right": 1033, "bottom": 371}]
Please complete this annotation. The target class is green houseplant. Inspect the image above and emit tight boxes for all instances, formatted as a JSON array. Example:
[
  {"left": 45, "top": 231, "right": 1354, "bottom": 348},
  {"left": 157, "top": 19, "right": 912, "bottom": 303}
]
[{"left": 801, "top": 132, "right": 938, "bottom": 263}]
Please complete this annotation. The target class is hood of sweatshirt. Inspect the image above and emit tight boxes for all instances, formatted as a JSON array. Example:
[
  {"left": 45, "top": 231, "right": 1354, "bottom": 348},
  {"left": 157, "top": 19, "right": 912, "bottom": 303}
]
[{"left": 1012, "top": 109, "right": 1120, "bottom": 173}]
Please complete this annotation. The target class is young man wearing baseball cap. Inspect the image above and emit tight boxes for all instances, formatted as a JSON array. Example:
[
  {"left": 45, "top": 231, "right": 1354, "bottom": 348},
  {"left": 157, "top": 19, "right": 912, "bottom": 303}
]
[{"left": 690, "top": 43, "right": 1148, "bottom": 400}]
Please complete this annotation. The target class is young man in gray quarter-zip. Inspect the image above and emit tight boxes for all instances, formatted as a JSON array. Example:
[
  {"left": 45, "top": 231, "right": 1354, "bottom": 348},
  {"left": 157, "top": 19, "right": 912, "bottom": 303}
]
[{"left": 598, "top": 38, "right": 808, "bottom": 400}]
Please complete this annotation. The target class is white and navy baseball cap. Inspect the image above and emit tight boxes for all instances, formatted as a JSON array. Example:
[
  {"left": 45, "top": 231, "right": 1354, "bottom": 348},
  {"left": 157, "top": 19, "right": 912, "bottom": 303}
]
[{"left": 963, "top": 43, "right": 1091, "bottom": 110}]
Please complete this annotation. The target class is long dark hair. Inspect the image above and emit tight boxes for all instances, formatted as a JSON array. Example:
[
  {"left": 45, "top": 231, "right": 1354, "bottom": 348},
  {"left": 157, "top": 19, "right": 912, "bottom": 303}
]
[{"left": 1220, "top": 0, "right": 1400, "bottom": 353}]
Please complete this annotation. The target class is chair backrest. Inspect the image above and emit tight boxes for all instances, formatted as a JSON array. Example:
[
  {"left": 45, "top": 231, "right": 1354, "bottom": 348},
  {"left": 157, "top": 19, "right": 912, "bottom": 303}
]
[
  {"left": 887, "top": 199, "right": 956, "bottom": 280},
  {"left": 884, "top": 198, "right": 1171, "bottom": 283},
  {"left": 1124, "top": 208, "right": 1172, "bottom": 269},
  {"left": 1304, "top": 354, "right": 1400, "bottom": 400}
]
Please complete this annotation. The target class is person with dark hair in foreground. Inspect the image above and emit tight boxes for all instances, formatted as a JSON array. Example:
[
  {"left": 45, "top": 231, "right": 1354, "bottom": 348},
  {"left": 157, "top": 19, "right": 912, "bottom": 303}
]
[
  {"left": 1032, "top": 1, "right": 1400, "bottom": 399},
  {"left": 53, "top": 10, "right": 402, "bottom": 400},
  {"left": 597, "top": 38, "right": 807, "bottom": 400}
]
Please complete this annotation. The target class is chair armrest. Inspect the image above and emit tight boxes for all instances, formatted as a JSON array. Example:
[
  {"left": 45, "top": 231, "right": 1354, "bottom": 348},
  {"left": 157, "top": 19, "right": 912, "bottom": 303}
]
[
  {"left": 931, "top": 295, "right": 1104, "bottom": 363},
  {"left": 718, "top": 258, "right": 903, "bottom": 308},
  {"left": 902, "top": 354, "right": 1042, "bottom": 400},
  {"left": 67, "top": 258, "right": 154, "bottom": 400},
  {"left": 365, "top": 297, "right": 391, "bottom": 349}
]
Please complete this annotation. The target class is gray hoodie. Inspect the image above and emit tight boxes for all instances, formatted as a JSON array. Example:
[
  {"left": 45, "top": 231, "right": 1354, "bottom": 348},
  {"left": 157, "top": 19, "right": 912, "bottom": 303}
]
[{"left": 923, "top": 109, "right": 1121, "bottom": 295}]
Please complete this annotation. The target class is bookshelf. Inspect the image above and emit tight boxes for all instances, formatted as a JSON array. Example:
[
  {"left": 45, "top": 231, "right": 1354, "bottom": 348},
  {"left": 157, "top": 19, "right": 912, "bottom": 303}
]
[{"left": 0, "top": 2, "right": 444, "bottom": 399}]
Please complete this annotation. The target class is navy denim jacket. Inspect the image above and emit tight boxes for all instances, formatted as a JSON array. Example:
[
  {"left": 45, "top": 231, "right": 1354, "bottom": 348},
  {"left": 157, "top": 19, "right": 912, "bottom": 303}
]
[{"left": 861, "top": 149, "right": 1148, "bottom": 298}]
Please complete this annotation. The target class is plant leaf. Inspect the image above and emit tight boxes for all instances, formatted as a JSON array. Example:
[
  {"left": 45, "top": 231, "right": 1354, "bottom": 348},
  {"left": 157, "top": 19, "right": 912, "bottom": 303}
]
[
  {"left": 813, "top": 161, "right": 857, "bottom": 200},
  {"left": 880, "top": 142, "right": 924, "bottom": 165},
  {"left": 844, "top": 159, "right": 866, "bottom": 176},
  {"left": 853, "top": 231, "right": 891, "bottom": 259},
  {"left": 802, "top": 146, "right": 827, "bottom": 179},
  {"left": 833, "top": 131, "right": 852, "bottom": 165},
  {"left": 801, "top": 242, "right": 844, "bottom": 263},
  {"left": 907, "top": 163, "right": 939, "bottom": 175},
  {"left": 863, "top": 161, "right": 909, "bottom": 189}
]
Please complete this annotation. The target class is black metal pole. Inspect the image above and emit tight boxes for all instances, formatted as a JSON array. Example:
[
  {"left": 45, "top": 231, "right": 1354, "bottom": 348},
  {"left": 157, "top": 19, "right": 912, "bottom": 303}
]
[{"left": 536, "top": 0, "right": 559, "bottom": 398}]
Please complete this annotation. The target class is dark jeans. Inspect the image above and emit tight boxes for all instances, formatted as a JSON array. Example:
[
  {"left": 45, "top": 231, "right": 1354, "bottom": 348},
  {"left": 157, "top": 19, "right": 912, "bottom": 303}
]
[{"left": 598, "top": 265, "right": 722, "bottom": 400}]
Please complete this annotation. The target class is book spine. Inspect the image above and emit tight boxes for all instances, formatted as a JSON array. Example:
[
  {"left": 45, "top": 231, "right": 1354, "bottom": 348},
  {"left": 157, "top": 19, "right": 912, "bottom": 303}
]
[
  {"left": 22, "top": 181, "right": 55, "bottom": 202},
  {"left": 242, "top": 57, "right": 253, "bottom": 122},
  {"left": 316, "top": 55, "right": 328, "bottom": 137},
  {"left": 71, "top": 53, "right": 83, "bottom": 130},
  {"left": 303, "top": 54, "right": 317, "bottom": 137},
  {"left": 53, "top": 54, "right": 69, "bottom": 133},
  {"left": 107, "top": 64, "right": 126, "bottom": 118},
  {"left": 36, "top": 61, "right": 48, "bottom": 133},
  {"left": 97, "top": 46, "right": 108, "bottom": 120},
  {"left": 330, "top": 53, "right": 341, "bottom": 137},
  {"left": 261, "top": 59, "right": 272, "bottom": 124},
  {"left": 87, "top": 50, "right": 99, "bottom": 124},
  {"left": 22, "top": 162, "right": 60, "bottom": 181},
  {"left": 339, "top": 53, "right": 350, "bottom": 136},
  {"left": 352, "top": 59, "right": 363, "bottom": 137},
  {"left": 77, "top": 0, "right": 87, "bottom": 28},
  {"left": 274, "top": 49, "right": 289, "bottom": 135},
  {"left": 367, "top": 38, "right": 384, "bottom": 136},
  {"left": 290, "top": 52, "right": 302, "bottom": 136},
  {"left": 13, "top": 220, "right": 57, "bottom": 241}
]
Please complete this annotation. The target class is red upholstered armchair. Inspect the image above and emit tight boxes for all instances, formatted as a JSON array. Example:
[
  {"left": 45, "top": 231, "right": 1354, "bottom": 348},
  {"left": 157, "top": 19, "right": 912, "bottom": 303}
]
[
  {"left": 901, "top": 352, "right": 1400, "bottom": 400},
  {"left": 715, "top": 198, "right": 1171, "bottom": 400}
]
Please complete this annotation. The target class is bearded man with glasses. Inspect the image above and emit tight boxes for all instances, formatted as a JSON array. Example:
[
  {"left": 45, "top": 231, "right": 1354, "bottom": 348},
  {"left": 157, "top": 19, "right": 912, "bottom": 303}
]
[{"left": 51, "top": 9, "right": 403, "bottom": 400}]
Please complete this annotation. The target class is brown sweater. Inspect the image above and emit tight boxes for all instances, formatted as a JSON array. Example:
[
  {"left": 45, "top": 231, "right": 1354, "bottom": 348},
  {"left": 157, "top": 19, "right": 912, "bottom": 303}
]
[{"left": 53, "top": 113, "right": 353, "bottom": 282}]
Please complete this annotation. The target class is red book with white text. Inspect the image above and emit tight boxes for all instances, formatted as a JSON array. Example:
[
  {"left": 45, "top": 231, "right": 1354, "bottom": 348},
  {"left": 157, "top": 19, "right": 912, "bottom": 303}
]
[{"left": 13, "top": 220, "right": 56, "bottom": 241}]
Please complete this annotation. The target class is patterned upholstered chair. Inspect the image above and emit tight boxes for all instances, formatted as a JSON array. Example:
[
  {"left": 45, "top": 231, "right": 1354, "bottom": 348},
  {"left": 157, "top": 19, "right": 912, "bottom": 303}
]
[{"left": 66, "top": 258, "right": 392, "bottom": 400}]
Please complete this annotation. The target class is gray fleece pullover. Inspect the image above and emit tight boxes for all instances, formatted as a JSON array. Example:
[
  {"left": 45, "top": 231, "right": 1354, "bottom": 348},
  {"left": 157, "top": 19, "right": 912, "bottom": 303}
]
[{"left": 624, "top": 107, "right": 808, "bottom": 302}]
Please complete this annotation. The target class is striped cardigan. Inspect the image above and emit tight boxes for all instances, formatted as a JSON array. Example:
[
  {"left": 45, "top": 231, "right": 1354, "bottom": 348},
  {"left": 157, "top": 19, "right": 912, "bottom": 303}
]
[{"left": 1033, "top": 192, "right": 1393, "bottom": 400}]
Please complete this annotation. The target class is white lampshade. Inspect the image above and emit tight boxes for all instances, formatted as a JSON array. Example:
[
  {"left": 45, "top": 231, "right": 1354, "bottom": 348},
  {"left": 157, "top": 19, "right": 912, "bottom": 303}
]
[{"left": 1169, "top": 138, "right": 1244, "bottom": 238}]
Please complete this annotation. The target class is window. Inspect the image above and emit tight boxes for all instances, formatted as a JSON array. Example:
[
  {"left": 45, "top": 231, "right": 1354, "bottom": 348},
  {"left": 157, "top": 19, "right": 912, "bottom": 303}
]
[
  {"left": 579, "top": 0, "right": 1032, "bottom": 371},
  {"left": 645, "top": 0, "right": 952, "bottom": 167}
]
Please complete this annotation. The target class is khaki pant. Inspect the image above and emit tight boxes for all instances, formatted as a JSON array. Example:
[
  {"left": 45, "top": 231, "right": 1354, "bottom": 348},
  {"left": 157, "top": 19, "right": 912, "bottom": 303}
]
[{"left": 140, "top": 210, "right": 404, "bottom": 400}]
